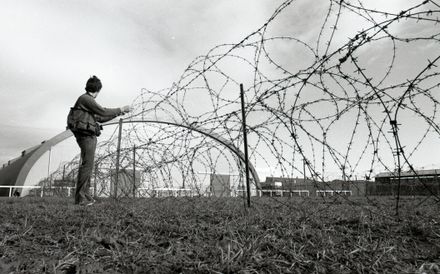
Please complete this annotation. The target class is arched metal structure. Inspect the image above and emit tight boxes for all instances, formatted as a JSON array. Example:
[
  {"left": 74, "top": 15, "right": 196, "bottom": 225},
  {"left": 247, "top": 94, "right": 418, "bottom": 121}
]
[
  {"left": 14, "top": 130, "right": 73, "bottom": 187},
  {"left": 0, "top": 144, "right": 43, "bottom": 195},
  {"left": 106, "top": 120, "right": 261, "bottom": 188},
  {"left": 12, "top": 119, "right": 260, "bottom": 189}
]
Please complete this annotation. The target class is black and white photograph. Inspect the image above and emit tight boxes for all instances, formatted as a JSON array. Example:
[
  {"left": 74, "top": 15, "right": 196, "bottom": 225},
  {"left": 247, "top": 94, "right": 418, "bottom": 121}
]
[{"left": 0, "top": 0, "right": 439, "bottom": 273}]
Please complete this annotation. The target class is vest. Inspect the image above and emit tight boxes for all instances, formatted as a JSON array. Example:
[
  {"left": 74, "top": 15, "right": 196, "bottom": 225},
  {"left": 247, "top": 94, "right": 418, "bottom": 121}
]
[{"left": 66, "top": 107, "right": 102, "bottom": 136}]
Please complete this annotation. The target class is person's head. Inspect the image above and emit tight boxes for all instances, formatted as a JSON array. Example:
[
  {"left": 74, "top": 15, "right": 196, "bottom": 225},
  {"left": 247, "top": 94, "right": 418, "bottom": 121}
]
[{"left": 85, "top": 75, "right": 102, "bottom": 98}]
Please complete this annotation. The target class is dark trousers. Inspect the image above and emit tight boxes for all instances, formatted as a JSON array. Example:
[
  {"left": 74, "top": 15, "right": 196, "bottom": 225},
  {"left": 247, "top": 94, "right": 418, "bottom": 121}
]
[{"left": 74, "top": 133, "right": 97, "bottom": 204}]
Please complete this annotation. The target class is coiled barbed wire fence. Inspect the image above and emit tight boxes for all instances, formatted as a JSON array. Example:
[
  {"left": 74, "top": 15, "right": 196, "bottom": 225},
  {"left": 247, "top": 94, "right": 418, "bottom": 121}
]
[{"left": 50, "top": 0, "right": 439, "bottom": 218}]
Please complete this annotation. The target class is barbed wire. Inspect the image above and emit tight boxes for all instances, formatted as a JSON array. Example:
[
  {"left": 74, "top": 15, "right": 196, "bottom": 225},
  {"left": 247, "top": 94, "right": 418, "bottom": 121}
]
[{"left": 46, "top": 0, "right": 440, "bottom": 218}]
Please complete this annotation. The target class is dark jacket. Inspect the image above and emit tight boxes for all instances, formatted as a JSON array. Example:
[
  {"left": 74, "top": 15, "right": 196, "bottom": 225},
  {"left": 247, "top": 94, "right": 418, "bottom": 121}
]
[{"left": 67, "top": 93, "right": 122, "bottom": 136}]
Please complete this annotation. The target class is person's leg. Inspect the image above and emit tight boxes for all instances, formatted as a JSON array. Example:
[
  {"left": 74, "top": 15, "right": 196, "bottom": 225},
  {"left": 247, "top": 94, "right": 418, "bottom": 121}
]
[{"left": 75, "top": 135, "right": 97, "bottom": 204}]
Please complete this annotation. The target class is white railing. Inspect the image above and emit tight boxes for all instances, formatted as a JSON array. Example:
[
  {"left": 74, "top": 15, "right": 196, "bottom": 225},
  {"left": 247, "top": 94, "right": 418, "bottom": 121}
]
[
  {"left": 150, "top": 188, "right": 195, "bottom": 197},
  {"left": 0, "top": 185, "right": 44, "bottom": 197},
  {"left": 258, "top": 189, "right": 310, "bottom": 197},
  {"left": 316, "top": 190, "right": 352, "bottom": 197},
  {"left": 0, "top": 185, "right": 76, "bottom": 197}
]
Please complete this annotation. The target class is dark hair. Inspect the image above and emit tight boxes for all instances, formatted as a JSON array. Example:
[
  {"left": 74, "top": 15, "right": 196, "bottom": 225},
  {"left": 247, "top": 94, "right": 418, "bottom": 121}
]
[{"left": 85, "top": 75, "right": 102, "bottom": 93}]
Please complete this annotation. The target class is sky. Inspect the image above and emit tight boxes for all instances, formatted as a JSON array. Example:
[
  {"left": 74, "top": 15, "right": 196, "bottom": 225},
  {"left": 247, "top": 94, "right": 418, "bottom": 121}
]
[
  {"left": 0, "top": 0, "right": 439, "bottom": 182},
  {"left": 0, "top": 0, "right": 284, "bottom": 165}
]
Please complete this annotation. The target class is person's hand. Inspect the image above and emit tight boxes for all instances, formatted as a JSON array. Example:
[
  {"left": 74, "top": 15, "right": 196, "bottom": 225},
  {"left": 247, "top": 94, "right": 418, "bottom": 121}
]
[{"left": 120, "top": 105, "right": 132, "bottom": 114}]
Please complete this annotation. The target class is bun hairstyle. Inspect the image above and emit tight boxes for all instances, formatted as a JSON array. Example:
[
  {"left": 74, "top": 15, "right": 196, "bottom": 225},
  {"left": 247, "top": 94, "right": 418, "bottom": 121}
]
[{"left": 85, "top": 75, "right": 102, "bottom": 93}]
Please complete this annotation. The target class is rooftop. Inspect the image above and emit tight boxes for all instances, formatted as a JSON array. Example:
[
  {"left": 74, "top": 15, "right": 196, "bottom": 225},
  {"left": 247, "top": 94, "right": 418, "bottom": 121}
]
[{"left": 375, "top": 169, "right": 440, "bottom": 178}]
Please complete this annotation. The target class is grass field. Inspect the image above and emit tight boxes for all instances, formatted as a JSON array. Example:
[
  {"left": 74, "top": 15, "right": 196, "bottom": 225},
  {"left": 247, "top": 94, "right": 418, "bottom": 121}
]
[{"left": 0, "top": 196, "right": 439, "bottom": 273}]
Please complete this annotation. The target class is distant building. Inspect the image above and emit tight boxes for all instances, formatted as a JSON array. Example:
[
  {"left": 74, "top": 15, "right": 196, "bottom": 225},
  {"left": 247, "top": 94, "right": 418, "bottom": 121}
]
[
  {"left": 210, "top": 174, "right": 231, "bottom": 197},
  {"left": 151, "top": 188, "right": 194, "bottom": 197},
  {"left": 53, "top": 179, "right": 75, "bottom": 187},
  {"left": 369, "top": 169, "right": 440, "bottom": 196},
  {"left": 325, "top": 179, "right": 366, "bottom": 196},
  {"left": 110, "top": 169, "right": 142, "bottom": 197}
]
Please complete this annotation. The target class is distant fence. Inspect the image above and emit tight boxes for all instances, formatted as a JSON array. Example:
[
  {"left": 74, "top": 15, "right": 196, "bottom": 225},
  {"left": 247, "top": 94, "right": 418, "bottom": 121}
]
[
  {"left": 0, "top": 186, "right": 74, "bottom": 197},
  {"left": 0, "top": 186, "right": 247, "bottom": 199},
  {"left": 258, "top": 189, "right": 310, "bottom": 197}
]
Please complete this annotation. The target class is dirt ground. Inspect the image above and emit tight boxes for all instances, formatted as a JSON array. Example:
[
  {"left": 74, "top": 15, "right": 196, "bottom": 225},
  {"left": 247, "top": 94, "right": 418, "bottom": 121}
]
[{"left": 0, "top": 196, "right": 439, "bottom": 273}]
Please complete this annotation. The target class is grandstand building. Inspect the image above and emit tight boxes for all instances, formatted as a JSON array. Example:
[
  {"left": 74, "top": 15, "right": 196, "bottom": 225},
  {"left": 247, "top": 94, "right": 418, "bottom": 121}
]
[{"left": 368, "top": 169, "right": 440, "bottom": 196}]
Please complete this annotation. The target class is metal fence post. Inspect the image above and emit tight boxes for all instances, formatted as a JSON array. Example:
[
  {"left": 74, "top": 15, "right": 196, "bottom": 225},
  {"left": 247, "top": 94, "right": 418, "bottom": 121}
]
[
  {"left": 115, "top": 118, "right": 123, "bottom": 198},
  {"left": 240, "top": 83, "right": 251, "bottom": 207},
  {"left": 94, "top": 163, "right": 98, "bottom": 198},
  {"left": 133, "top": 145, "right": 136, "bottom": 198}
]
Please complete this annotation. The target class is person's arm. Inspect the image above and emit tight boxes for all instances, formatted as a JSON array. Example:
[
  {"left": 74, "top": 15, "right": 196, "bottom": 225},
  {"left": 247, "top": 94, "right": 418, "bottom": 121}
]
[
  {"left": 95, "top": 114, "right": 119, "bottom": 123},
  {"left": 81, "top": 94, "right": 122, "bottom": 117}
]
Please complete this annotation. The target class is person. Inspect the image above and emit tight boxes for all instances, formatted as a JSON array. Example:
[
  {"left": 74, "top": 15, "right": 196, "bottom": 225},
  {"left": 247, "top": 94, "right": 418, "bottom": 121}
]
[{"left": 67, "top": 75, "right": 131, "bottom": 206}]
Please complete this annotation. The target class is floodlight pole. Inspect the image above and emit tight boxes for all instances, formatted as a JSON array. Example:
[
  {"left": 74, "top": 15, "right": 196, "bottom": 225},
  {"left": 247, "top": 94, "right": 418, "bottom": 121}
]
[
  {"left": 115, "top": 118, "right": 123, "bottom": 198},
  {"left": 240, "top": 83, "right": 251, "bottom": 207}
]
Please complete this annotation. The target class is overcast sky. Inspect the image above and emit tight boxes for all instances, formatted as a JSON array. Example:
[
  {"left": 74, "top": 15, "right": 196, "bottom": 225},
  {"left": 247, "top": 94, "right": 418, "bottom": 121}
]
[
  {"left": 0, "top": 0, "right": 438, "bottom": 175},
  {"left": 0, "top": 0, "right": 287, "bottom": 165}
]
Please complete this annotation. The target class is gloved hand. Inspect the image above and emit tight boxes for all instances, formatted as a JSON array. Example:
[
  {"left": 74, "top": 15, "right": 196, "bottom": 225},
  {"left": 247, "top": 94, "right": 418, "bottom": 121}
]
[{"left": 120, "top": 105, "right": 132, "bottom": 114}]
